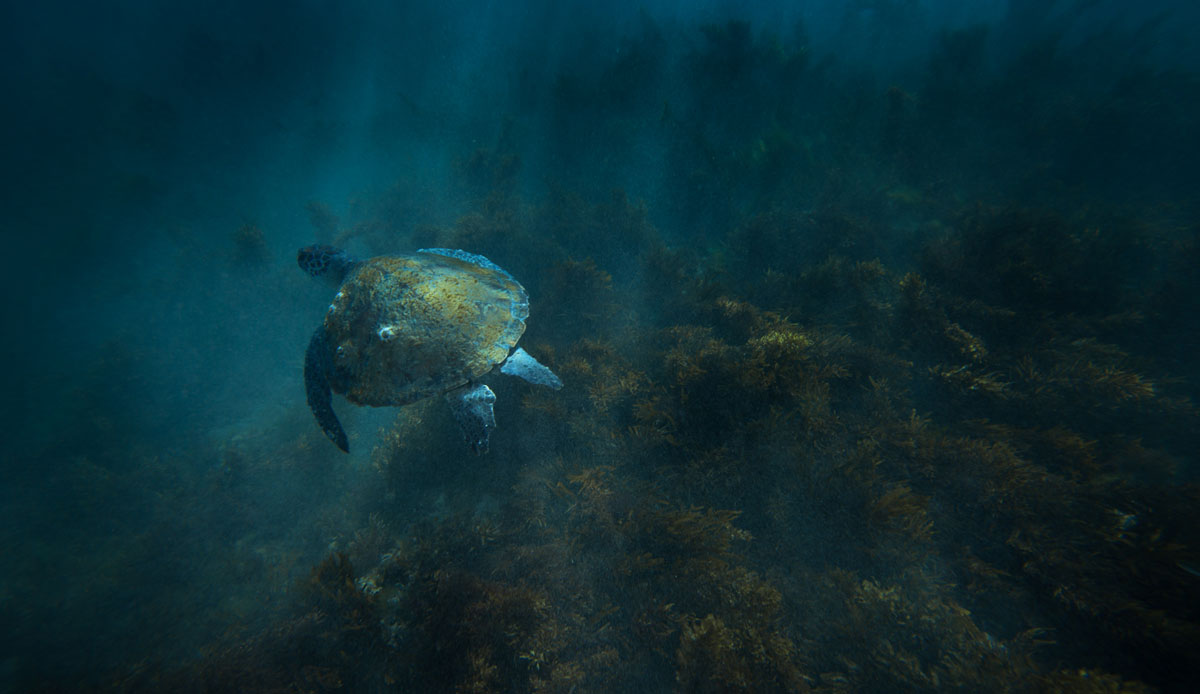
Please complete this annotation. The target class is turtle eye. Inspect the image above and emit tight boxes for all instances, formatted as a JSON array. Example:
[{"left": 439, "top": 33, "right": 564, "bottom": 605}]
[{"left": 378, "top": 325, "right": 397, "bottom": 342}]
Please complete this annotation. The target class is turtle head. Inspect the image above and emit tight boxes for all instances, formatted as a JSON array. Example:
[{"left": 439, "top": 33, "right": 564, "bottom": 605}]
[{"left": 298, "top": 245, "right": 359, "bottom": 284}]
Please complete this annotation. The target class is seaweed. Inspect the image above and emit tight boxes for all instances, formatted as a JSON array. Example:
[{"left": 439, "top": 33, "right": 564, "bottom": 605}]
[
  {"left": 230, "top": 223, "right": 269, "bottom": 266},
  {"left": 30, "top": 10, "right": 1200, "bottom": 694},
  {"left": 74, "top": 173, "right": 1200, "bottom": 693}
]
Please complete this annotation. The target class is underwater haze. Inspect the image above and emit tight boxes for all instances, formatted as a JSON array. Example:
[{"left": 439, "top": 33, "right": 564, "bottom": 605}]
[{"left": 3, "top": 0, "right": 1200, "bottom": 691}]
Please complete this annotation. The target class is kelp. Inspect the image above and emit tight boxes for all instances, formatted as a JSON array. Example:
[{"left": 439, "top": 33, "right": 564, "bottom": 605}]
[
  {"left": 55, "top": 15, "right": 1200, "bottom": 694},
  {"left": 90, "top": 170, "right": 1200, "bottom": 693}
]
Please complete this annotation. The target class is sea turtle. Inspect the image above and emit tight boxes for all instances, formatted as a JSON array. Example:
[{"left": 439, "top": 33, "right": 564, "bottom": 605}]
[{"left": 298, "top": 244, "right": 562, "bottom": 454}]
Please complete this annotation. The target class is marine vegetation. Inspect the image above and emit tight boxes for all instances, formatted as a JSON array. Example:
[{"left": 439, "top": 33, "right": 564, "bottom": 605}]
[
  {"left": 14, "top": 10, "right": 1200, "bottom": 694},
  {"left": 120, "top": 154, "right": 1200, "bottom": 693}
]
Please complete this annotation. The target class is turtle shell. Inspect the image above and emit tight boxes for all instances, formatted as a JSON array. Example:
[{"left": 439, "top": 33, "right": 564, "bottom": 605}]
[{"left": 322, "top": 249, "right": 529, "bottom": 407}]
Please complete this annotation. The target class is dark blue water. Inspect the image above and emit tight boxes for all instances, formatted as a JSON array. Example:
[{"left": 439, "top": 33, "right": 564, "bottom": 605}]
[{"left": 3, "top": 1, "right": 1199, "bottom": 691}]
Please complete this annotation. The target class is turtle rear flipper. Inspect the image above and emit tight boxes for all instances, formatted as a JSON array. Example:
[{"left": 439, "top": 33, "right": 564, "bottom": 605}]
[
  {"left": 305, "top": 329, "right": 349, "bottom": 453},
  {"left": 500, "top": 347, "right": 562, "bottom": 389},
  {"left": 446, "top": 383, "right": 496, "bottom": 454}
]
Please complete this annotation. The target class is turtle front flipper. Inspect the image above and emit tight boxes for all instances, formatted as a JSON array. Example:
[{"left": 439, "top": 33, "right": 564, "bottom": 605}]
[
  {"left": 446, "top": 383, "right": 497, "bottom": 454},
  {"left": 305, "top": 329, "right": 349, "bottom": 453},
  {"left": 500, "top": 347, "right": 563, "bottom": 389}
]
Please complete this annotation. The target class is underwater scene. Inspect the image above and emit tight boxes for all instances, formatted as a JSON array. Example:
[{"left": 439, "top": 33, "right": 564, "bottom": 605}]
[{"left": 3, "top": 1, "right": 1200, "bottom": 692}]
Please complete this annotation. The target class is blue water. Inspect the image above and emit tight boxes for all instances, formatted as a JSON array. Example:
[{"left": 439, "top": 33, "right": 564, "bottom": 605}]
[{"left": 3, "top": 1, "right": 1199, "bottom": 692}]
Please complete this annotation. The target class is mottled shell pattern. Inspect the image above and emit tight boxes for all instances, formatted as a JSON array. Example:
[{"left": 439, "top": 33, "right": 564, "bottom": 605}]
[{"left": 322, "top": 249, "right": 529, "bottom": 406}]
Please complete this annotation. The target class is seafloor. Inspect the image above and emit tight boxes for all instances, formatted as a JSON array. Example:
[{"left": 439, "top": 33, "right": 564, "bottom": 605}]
[{"left": 3, "top": 3, "right": 1198, "bottom": 693}]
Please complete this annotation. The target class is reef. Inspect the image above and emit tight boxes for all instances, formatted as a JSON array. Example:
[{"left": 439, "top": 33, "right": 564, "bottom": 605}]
[
  {"left": 118, "top": 168, "right": 1200, "bottom": 693},
  {"left": 17, "top": 11, "right": 1200, "bottom": 694}
]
